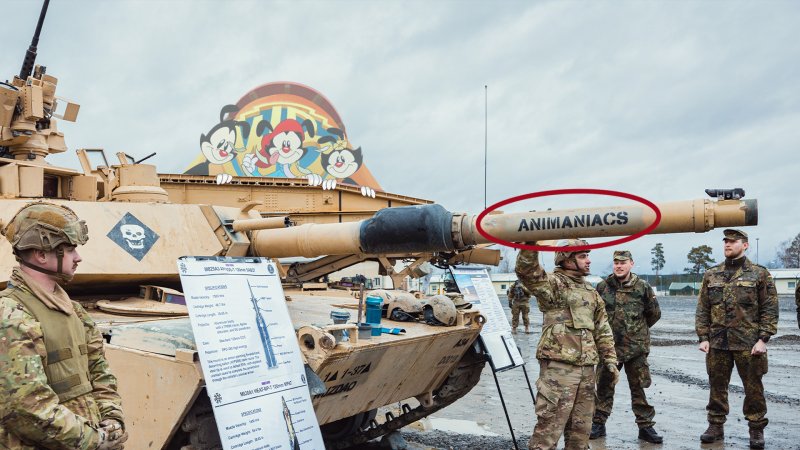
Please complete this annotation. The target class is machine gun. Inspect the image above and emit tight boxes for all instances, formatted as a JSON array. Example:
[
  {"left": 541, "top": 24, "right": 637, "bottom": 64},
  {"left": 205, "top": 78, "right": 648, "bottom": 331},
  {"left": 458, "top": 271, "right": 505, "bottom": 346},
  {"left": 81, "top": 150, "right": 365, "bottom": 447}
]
[
  {"left": 1, "top": 0, "right": 78, "bottom": 161},
  {"left": 18, "top": 0, "right": 50, "bottom": 81}
]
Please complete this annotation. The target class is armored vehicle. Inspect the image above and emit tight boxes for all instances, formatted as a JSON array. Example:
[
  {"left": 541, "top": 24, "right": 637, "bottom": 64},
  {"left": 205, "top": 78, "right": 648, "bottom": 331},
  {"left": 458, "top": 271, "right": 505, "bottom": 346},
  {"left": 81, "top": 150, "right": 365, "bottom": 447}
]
[{"left": 0, "top": 3, "right": 758, "bottom": 449}]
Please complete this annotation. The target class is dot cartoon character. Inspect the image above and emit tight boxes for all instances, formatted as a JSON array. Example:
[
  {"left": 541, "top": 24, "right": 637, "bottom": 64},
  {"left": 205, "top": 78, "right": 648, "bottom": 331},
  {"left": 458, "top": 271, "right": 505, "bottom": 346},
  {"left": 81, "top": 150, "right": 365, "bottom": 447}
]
[
  {"left": 308, "top": 127, "right": 375, "bottom": 197},
  {"left": 242, "top": 118, "right": 315, "bottom": 178},
  {"left": 186, "top": 105, "right": 251, "bottom": 184}
]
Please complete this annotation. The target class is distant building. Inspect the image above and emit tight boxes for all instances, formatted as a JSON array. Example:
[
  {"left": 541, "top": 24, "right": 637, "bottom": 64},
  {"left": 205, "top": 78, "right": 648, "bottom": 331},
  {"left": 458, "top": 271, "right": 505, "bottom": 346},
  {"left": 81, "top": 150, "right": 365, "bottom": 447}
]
[
  {"left": 428, "top": 273, "right": 517, "bottom": 295},
  {"left": 492, "top": 273, "right": 518, "bottom": 294},
  {"left": 769, "top": 269, "right": 800, "bottom": 295},
  {"left": 668, "top": 282, "right": 702, "bottom": 296},
  {"left": 428, "top": 272, "right": 603, "bottom": 296},
  {"left": 664, "top": 270, "right": 799, "bottom": 296}
]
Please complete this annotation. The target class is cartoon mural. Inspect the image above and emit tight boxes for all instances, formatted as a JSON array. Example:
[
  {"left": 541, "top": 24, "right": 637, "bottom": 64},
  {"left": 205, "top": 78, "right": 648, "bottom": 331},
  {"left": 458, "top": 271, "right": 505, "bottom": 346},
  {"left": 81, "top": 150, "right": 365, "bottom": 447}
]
[
  {"left": 186, "top": 104, "right": 251, "bottom": 185},
  {"left": 185, "top": 83, "right": 381, "bottom": 196}
]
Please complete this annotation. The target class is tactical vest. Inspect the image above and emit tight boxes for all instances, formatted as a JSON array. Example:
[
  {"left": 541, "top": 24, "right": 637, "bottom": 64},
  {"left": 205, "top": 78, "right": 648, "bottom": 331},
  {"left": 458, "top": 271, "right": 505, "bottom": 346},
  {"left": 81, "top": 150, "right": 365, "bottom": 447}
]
[
  {"left": 0, "top": 287, "right": 93, "bottom": 403},
  {"left": 538, "top": 274, "right": 600, "bottom": 365},
  {"left": 542, "top": 281, "right": 596, "bottom": 330}
]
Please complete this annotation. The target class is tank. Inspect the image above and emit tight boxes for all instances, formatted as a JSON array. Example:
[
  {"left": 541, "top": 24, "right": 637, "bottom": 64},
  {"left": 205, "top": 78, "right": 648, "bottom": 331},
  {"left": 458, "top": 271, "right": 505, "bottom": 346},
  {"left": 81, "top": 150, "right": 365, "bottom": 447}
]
[{"left": 0, "top": 4, "right": 758, "bottom": 449}]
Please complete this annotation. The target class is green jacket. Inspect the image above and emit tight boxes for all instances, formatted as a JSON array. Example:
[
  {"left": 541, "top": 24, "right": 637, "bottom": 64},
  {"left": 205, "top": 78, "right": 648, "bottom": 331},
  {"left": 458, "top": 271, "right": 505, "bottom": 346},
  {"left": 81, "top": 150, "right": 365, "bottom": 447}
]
[
  {"left": 515, "top": 249, "right": 617, "bottom": 367},
  {"left": 695, "top": 257, "right": 778, "bottom": 351},
  {"left": 0, "top": 282, "right": 124, "bottom": 449},
  {"left": 596, "top": 273, "right": 661, "bottom": 362},
  {"left": 795, "top": 282, "right": 799, "bottom": 312}
]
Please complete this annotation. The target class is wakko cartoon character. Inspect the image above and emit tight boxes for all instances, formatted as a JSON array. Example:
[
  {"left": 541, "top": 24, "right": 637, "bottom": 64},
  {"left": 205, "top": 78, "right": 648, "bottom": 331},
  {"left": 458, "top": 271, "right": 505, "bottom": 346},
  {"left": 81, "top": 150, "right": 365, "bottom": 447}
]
[
  {"left": 242, "top": 118, "right": 316, "bottom": 177},
  {"left": 186, "top": 105, "right": 250, "bottom": 184},
  {"left": 308, "top": 127, "right": 375, "bottom": 197}
]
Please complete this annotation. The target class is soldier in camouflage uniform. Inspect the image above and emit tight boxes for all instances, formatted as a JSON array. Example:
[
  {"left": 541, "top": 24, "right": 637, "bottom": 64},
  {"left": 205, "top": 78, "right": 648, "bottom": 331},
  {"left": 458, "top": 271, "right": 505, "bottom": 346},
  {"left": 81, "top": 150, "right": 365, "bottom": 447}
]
[
  {"left": 507, "top": 280, "right": 532, "bottom": 334},
  {"left": 516, "top": 239, "right": 619, "bottom": 450},
  {"left": 695, "top": 229, "right": 778, "bottom": 450},
  {"left": 0, "top": 203, "right": 128, "bottom": 450},
  {"left": 795, "top": 282, "right": 799, "bottom": 329},
  {"left": 590, "top": 250, "right": 663, "bottom": 444}
]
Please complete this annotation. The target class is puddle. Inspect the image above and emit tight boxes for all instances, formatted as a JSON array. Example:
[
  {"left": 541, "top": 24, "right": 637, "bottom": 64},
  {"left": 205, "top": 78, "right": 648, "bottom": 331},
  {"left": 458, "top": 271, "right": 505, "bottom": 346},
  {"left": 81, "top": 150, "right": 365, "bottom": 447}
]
[{"left": 425, "top": 417, "right": 499, "bottom": 436}]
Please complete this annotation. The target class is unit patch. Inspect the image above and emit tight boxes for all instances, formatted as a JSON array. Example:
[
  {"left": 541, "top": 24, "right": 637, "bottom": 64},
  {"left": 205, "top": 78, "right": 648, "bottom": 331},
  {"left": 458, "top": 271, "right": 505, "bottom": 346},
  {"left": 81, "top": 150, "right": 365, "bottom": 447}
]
[{"left": 107, "top": 212, "right": 160, "bottom": 260}]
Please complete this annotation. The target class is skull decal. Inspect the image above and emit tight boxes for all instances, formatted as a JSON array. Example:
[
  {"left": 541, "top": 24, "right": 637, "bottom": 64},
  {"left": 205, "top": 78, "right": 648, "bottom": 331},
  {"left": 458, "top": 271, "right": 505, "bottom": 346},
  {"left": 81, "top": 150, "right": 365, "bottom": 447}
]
[
  {"left": 107, "top": 212, "right": 159, "bottom": 261},
  {"left": 121, "top": 224, "right": 145, "bottom": 249}
]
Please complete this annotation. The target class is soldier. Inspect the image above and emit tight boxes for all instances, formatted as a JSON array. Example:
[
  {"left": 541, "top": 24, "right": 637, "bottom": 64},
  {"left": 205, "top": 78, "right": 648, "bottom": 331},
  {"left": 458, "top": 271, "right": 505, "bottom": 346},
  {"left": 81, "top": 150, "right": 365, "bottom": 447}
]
[
  {"left": 590, "top": 250, "right": 663, "bottom": 444},
  {"left": 795, "top": 282, "right": 799, "bottom": 329},
  {"left": 507, "top": 279, "right": 532, "bottom": 334},
  {"left": 516, "top": 239, "right": 618, "bottom": 450},
  {"left": 0, "top": 202, "right": 128, "bottom": 450},
  {"left": 695, "top": 229, "right": 778, "bottom": 449}
]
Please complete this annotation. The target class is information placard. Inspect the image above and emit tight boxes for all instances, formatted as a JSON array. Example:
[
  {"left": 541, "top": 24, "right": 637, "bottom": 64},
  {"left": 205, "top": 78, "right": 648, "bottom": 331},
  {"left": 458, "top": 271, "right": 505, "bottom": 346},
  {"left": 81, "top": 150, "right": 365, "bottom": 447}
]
[
  {"left": 449, "top": 266, "right": 524, "bottom": 370},
  {"left": 178, "top": 257, "right": 324, "bottom": 450}
]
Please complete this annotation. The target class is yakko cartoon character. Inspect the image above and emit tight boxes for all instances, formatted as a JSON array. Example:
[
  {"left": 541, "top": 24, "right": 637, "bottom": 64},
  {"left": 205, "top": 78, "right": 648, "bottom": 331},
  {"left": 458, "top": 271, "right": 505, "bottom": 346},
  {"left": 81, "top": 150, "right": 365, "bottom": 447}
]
[{"left": 186, "top": 105, "right": 250, "bottom": 184}]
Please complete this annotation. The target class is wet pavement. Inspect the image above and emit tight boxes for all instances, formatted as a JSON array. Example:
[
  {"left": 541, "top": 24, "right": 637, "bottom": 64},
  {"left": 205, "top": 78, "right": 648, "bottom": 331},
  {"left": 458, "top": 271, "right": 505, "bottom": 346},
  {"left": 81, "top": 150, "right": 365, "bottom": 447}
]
[{"left": 400, "top": 295, "right": 800, "bottom": 449}]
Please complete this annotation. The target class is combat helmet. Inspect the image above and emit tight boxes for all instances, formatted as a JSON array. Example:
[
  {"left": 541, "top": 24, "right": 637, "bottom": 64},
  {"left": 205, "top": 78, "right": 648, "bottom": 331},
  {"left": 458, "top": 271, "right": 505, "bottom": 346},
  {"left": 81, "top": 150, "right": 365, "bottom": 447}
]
[
  {"left": 385, "top": 292, "right": 424, "bottom": 322},
  {"left": 367, "top": 289, "right": 392, "bottom": 304},
  {"left": 422, "top": 295, "right": 457, "bottom": 326},
  {"left": 2, "top": 202, "right": 88, "bottom": 281},
  {"left": 445, "top": 292, "right": 472, "bottom": 310},
  {"left": 553, "top": 238, "right": 590, "bottom": 267}
]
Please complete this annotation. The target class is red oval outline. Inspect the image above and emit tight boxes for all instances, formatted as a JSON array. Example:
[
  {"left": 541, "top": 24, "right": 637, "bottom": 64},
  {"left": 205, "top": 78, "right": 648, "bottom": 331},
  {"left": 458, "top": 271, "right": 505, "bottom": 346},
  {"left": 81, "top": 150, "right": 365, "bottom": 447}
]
[{"left": 476, "top": 189, "right": 662, "bottom": 252}]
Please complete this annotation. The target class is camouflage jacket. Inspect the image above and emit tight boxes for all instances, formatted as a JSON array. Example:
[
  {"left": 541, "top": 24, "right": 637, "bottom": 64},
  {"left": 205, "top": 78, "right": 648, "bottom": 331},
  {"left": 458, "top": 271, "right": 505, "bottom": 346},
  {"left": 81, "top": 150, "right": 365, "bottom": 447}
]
[
  {"left": 0, "top": 281, "right": 124, "bottom": 449},
  {"left": 795, "top": 282, "right": 799, "bottom": 312},
  {"left": 596, "top": 273, "right": 661, "bottom": 362},
  {"left": 506, "top": 282, "right": 531, "bottom": 305},
  {"left": 695, "top": 257, "right": 779, "bottom": 351},
  {"left": 515, "top": 249, "right": 617, "bottom": 367}
]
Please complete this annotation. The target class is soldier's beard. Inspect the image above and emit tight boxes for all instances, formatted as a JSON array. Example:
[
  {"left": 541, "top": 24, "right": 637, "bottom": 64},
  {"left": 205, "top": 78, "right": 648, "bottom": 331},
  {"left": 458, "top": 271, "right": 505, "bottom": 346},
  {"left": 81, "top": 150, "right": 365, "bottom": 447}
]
[{"left": 724, "top": 248, "right": 745, "bottom": 260}]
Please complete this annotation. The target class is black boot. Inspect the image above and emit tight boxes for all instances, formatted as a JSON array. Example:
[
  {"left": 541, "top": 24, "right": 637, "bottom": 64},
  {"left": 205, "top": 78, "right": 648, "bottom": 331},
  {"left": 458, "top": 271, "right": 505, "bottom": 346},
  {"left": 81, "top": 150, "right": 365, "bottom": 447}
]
[
  {"left": 700, "top": 423, "right": 724, "bottom": 443},
  {"left": 749, "top": 428, "right": 765, "bottom": 449},
  {"left": 638, "top": 426, "right": 663, "bottom": 444},
  {"left": 589, "top": 422, "right": 606, "bottom": 439}
]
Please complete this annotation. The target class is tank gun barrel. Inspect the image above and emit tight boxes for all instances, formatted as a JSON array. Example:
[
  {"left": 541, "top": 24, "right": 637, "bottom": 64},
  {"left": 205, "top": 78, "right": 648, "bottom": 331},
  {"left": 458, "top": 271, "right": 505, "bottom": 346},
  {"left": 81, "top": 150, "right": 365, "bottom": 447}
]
[
  {"left": 249, "top": 197, "right": 757, "bottom": 258},
  {"left": 19, "top": 0, "right": 50, "bottom": 80},
  {"left": 462, "top": 198, "right": 758, "bottom": 245}
]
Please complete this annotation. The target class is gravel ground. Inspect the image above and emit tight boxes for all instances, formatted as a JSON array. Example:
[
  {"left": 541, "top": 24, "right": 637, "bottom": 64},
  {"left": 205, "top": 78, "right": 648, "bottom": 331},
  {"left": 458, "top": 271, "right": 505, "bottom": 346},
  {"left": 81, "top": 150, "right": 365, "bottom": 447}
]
[{"left": 389, "top": 295, "right": 800, "bottom": 450}]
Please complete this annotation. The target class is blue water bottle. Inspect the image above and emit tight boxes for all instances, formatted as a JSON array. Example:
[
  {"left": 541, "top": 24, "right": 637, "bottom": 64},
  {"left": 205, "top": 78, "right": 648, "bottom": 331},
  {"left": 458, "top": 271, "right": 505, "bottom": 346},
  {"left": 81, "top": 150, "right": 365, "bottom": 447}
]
[{"left": 365, "top": 295, "right": 383, "bottom": 336}]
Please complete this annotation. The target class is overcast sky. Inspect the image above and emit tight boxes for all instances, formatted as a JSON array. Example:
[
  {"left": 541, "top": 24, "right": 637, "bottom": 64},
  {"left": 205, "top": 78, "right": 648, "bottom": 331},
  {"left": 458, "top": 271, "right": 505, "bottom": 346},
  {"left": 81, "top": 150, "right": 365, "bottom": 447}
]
[{"left": 3, "top": 0, "right": 799, "bottom": 275}]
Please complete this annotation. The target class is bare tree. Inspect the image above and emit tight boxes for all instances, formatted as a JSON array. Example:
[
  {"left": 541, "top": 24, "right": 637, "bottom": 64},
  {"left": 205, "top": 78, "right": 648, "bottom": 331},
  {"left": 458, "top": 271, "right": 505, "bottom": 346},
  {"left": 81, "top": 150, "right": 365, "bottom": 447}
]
[{"left": 777, "top": 233, "right": 800, "bottom": 268}]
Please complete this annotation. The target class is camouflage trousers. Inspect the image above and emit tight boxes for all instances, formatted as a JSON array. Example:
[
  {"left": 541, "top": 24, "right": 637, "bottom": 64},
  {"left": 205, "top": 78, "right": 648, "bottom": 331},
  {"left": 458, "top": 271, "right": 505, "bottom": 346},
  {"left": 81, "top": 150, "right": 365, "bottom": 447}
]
[
  {"left": 529, "top": 360, "right": 595, "bottom": 450},
  {"left": 706, "top": 348, "right": 769, "bottom": 429},
  {"left": 593, "top": 354, "right": 655, "bottom": 428},
  {"left": 511, "top": 302, "right": 530, "bottom": 329}
]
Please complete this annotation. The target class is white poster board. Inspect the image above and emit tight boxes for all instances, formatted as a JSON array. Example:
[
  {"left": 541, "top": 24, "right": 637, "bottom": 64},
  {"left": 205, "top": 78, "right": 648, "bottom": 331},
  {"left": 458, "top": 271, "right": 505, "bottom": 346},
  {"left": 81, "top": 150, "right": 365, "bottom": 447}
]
[
  {"left": 449, "top": 266, "right": 524, "bottom": 371},
  {"left": 178, "top": 257, "right": 324, "bottom": 450}
]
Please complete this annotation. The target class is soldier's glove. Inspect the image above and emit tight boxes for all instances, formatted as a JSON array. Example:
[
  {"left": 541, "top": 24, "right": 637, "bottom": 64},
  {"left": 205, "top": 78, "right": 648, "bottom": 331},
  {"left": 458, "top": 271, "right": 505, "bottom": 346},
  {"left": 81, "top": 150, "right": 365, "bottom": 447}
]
[
  {"left": 606, "top": 363, "right": 620, "bottom": 387},
  {"left": 99, "top": 419, "right": 123, "bottom": 432},
  {"left": 96, "top": 420, "right": 128, "bottom": 450}
]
